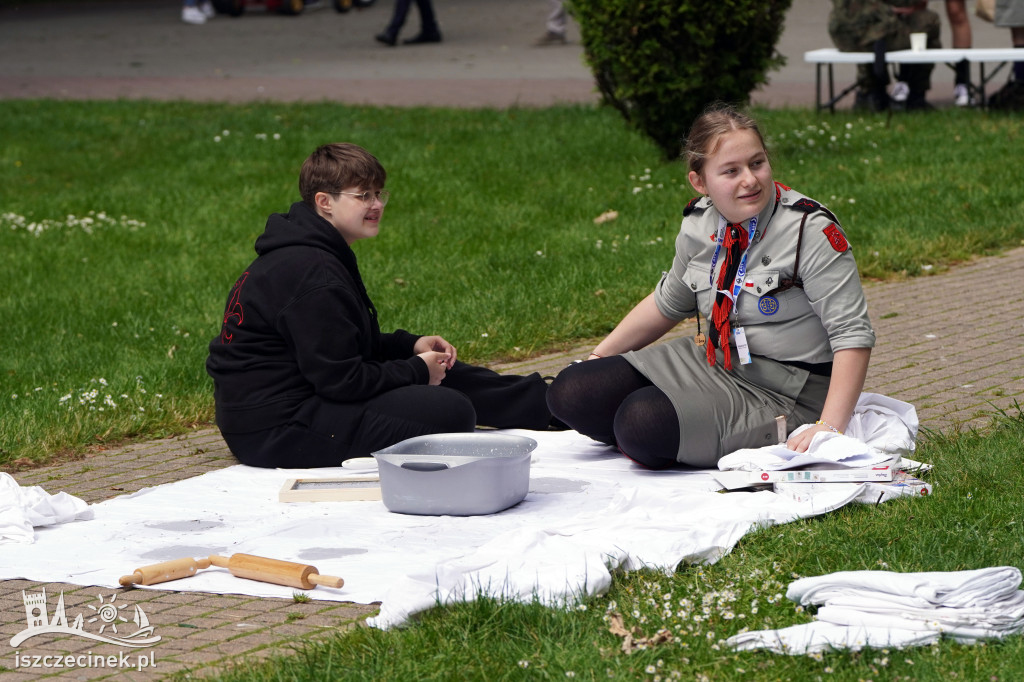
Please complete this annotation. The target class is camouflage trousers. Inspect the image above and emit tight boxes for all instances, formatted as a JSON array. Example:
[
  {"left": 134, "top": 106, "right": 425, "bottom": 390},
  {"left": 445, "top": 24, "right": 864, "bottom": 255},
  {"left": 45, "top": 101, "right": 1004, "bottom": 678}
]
[{"left": 829, "top": 1, "right": 941, "bottom": 93}]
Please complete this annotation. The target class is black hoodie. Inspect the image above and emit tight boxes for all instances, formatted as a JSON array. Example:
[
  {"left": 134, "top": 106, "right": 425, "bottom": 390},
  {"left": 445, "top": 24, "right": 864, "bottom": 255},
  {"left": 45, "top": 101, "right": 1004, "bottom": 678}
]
[{"left": 206, "top": 201, "right": 428, "bottom": 434}]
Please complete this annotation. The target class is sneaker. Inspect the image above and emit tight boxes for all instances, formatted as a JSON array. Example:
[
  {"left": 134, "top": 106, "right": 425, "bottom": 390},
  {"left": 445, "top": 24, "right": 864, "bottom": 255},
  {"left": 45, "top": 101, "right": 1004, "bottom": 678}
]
[
  {"left": 533, "top": 30, "right": 567, "bottom": 47},
  {"left": 954, "top": 83, "right": 973, "bottom": 107},
  {"left": 199, "top": 0, "right": 215, "bottom": 18},
  {"left": 890, "top": 81, "right": 910, "bottom": 103},
  {"left": 181, "top": 6, "right": 206, "bottom": 24}
]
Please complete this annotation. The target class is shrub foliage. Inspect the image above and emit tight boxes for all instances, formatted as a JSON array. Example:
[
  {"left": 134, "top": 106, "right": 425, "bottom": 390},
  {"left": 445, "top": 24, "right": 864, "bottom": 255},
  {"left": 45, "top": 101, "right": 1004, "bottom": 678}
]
[{"left": 569, "top": 0, "right": 793, "bottom": 158}]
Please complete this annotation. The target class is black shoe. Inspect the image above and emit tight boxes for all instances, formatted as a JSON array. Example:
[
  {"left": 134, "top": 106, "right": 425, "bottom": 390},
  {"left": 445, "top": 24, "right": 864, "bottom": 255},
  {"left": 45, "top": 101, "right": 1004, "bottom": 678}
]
[
  {"left": 403, "top": 30, "right": 441, "bottom": 44},
  {"left": 989, "top": 79, "right": 1024, "bottom": 111},
  {"left": 853, "top": 88, "right": 889, "bottom": 112},
  {"left": 906, "top": 93, "right": 934, "bottom": 111},
  {"left": 375, "top": 30, "right": 397, "bottom": 46}
]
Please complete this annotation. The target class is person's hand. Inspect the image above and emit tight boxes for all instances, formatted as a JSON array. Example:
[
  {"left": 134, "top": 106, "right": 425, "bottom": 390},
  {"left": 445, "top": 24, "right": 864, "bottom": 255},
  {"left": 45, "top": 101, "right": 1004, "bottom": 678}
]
[
  {"left": 417, "top": 351, "right": 452, "bottom": 385},
  {"left": 414, "top": 335, "right": 457, "bottom": 368},
  {"left": 785, "top": 424, "right": 831, "bottom": 453}
]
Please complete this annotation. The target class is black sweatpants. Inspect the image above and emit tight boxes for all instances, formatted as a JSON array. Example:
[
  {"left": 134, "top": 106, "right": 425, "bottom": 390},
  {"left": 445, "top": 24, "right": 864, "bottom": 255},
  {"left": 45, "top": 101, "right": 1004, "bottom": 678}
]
[{"left": 221, "top": 362, "right": 552, "bottom": 468}]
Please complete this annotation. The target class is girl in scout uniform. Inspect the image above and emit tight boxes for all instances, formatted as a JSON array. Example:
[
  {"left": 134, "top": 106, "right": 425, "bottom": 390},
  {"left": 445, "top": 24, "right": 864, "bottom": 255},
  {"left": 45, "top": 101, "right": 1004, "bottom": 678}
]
[{"left": 547, "top": 104, "right": 875, "bottom": 469}]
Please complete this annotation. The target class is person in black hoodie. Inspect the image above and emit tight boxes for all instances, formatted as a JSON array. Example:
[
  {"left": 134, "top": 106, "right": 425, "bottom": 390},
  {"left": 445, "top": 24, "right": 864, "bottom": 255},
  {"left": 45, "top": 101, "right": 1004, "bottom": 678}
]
[{"left": 206, "top": 143, "right": 554, "bottom": 468}]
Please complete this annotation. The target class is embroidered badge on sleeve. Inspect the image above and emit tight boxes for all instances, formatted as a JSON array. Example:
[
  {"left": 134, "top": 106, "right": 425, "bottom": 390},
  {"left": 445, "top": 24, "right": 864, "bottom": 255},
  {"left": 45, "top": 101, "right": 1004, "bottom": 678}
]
[{"left": 823, "top": 223, "right": 849, "bottom": 252}]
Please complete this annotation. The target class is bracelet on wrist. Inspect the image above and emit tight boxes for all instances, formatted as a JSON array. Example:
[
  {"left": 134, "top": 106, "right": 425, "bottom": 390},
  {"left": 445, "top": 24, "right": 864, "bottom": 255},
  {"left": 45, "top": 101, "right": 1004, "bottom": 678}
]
[
  {"left": 815, "top": 419, "right": 843, "bottom": 435},
  {"left": 588, "top": 352, "right": 602, "bottom": 359}
]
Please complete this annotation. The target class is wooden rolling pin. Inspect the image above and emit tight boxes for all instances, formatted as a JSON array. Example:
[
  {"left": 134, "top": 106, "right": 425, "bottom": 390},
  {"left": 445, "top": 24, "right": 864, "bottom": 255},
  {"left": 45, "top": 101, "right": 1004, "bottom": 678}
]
[
  {"left": 119, "top": 553, "right": 343, "bottom": 590},
  {"left": 208, "top": 553, "right": 344, "bottom": 590},
  {"left": 119, "top": 556, "right": 212, "bottom": 586}
]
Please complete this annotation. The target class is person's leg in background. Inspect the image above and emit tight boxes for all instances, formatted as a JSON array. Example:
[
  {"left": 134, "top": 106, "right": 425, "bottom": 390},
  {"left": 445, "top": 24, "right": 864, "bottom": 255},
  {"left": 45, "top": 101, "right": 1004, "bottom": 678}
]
[
  {"left": 990, "top": 1, "right": 1024, "bottom": 109},
  {"left": 895, "top": 6, "right": 941, "bottom": 109},
  {"left": 403, "top": 0, "right": 442, "bottom": 44},
  {"left": 376, "top": 0, "right": 412, "bottom": 46},
  {"left": 945, "top": 0, "right": 975, "bottom": 105},
  {"left": 828, "top": 0, "right": 898, "bottom": 111},
  {"left": 535, "top": 0, "right": 568, "bottom": 46}
]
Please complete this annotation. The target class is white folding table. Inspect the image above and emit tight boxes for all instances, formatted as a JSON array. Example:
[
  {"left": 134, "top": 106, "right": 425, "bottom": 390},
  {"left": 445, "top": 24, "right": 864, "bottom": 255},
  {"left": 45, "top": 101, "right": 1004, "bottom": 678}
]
[{"left": 805, "top": 47, "right": 1024, "bottom": 111}]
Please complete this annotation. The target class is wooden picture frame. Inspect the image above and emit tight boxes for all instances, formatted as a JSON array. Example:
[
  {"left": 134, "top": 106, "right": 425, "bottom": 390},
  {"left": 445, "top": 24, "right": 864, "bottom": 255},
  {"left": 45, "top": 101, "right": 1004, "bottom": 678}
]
[{"left": 278, "top": 474, "right": 382, "bottom": 503}]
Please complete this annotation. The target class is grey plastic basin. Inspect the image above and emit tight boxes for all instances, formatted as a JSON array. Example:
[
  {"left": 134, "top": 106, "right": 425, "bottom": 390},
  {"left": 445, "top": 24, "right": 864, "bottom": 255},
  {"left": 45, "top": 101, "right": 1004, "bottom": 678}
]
[{"left": 372, "top": 433, "right": 538, "bottom": 516}]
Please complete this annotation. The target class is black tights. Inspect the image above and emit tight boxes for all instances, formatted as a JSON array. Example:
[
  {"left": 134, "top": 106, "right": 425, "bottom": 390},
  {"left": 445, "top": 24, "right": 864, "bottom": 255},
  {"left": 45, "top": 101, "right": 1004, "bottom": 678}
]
[{"left": 546, "top": 357, "right": 679, "bottom": 469}]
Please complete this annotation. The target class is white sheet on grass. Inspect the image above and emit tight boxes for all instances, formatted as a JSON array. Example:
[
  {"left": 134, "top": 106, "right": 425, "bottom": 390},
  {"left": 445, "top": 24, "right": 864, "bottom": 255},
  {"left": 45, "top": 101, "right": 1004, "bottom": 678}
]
[{"left": 0, "top": 428, "right": 885, "bottom": 629}]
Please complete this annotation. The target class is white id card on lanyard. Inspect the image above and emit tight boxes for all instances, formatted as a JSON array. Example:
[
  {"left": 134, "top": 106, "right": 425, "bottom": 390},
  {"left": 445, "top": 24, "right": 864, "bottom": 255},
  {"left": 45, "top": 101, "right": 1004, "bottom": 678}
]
[{"left": 733, "top": 326, "right": 752, "bottom": 365}]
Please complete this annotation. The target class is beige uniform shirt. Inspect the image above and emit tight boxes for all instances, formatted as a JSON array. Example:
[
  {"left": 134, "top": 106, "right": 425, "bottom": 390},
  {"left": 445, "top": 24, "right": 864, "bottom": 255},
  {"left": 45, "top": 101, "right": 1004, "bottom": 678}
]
[{"left": 654, "top": 183, "right": 875, "bottom": 364}]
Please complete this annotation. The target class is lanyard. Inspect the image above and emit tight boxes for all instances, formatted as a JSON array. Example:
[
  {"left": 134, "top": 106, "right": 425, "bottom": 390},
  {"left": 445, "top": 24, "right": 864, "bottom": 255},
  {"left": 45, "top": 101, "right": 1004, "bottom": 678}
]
[{"left": 709, "top": 214, "right": 758, "bottom": 304}]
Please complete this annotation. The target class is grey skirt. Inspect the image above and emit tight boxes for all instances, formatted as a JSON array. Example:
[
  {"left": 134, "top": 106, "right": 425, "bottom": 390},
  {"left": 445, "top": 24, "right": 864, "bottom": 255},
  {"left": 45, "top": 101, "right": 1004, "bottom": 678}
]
[{"left": 624, "top": 338, "right": 829, "bottom": 468}]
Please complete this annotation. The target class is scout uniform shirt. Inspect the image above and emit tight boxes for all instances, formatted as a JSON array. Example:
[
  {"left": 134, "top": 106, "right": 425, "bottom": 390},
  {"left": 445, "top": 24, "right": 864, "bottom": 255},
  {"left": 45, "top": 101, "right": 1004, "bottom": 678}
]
[
  {"left": 622, "top": 182, "right": 875, "bottom": 466},
  {"left": 654, "top": 182, "right": 875, "bottom": 364}
]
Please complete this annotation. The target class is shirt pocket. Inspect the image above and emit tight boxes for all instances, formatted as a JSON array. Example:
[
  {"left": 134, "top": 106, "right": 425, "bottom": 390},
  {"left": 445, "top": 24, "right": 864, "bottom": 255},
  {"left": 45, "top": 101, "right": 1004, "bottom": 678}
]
[
  {"left": 736, "top": 269, "right": 782, "bottom": 319},
  {"left": 680, "top": 263, "right": 714, "bottom": 318}
]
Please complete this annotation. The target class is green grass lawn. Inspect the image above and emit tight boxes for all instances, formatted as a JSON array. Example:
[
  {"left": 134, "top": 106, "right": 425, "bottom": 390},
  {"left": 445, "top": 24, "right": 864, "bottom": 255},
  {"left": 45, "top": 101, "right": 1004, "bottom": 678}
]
[{"left": 2, "top": 100, "right": 1022, "bottom": 466}]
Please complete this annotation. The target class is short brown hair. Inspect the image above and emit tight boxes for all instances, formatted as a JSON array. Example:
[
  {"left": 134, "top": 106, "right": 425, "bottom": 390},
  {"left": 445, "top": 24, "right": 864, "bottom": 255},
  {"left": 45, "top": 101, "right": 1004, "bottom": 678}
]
[
  {"left": 298, "top": 143, "right": 387, "bottom": 206},
  {"left": 682, "top": 103, "right": 768, "bottom": 179}
]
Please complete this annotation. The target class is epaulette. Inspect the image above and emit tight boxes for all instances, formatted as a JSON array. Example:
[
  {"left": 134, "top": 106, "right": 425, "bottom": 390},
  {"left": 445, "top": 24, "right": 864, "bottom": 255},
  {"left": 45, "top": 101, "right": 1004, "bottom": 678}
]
[
  {"left": 683, "top": 196, "right": 707, "bottom": 217},
  {"left": 788, "top": 197, "right": 839, "bottom": 224}
]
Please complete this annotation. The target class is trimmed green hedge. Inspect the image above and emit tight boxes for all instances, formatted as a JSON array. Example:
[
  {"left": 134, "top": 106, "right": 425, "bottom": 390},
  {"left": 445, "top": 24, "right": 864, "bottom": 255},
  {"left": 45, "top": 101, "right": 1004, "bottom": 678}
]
[{"left": 569, "top": 0, "right": 792, "bottom": 158}]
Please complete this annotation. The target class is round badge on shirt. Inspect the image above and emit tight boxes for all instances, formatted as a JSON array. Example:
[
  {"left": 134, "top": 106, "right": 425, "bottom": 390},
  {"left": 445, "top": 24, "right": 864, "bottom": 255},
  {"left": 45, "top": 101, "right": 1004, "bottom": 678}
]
[{"left": 758, "top": 295, "right": 779, "bottom": 316}]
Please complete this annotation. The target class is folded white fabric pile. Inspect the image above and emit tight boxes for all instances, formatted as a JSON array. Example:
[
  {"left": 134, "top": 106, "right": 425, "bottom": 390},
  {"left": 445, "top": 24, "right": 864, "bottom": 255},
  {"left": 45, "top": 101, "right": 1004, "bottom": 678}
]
[
  {"left": 718, "top": 393, "right": 919, "bottom": 473},
  {"left": 0, "top": 472, "right": 92, "bottom": 544},
  {"left": 727, "top": 567, "right": 1024, "bottom": 654}
]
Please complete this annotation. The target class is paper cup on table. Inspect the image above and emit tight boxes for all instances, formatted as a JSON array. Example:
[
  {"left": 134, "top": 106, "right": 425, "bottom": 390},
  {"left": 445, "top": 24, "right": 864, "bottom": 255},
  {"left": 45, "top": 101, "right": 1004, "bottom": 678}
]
[{"left": 910, "top": 32, "right": 927, "bottom": 52}]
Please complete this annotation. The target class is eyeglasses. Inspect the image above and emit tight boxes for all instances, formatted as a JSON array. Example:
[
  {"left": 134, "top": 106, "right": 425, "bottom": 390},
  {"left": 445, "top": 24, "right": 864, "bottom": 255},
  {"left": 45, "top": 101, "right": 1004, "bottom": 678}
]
[{"left": 331, "top": 189, "right": 390, "bottom": 207}]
